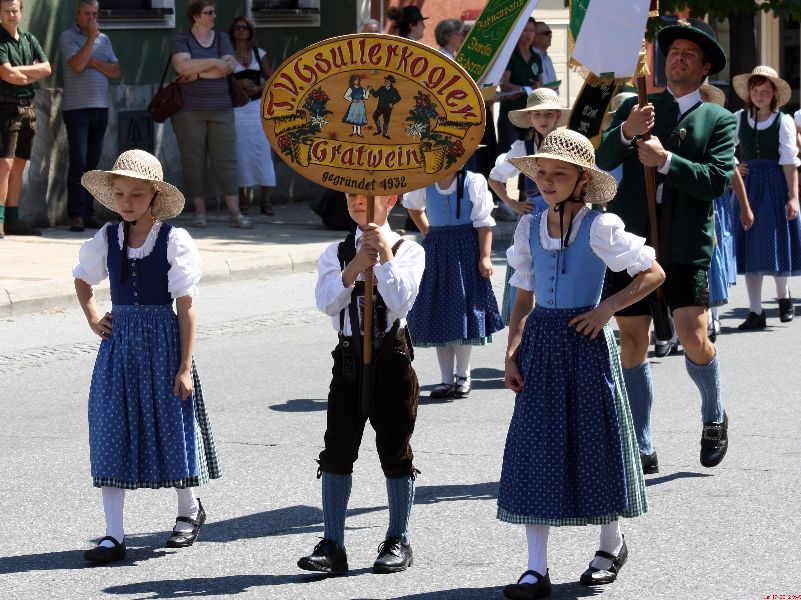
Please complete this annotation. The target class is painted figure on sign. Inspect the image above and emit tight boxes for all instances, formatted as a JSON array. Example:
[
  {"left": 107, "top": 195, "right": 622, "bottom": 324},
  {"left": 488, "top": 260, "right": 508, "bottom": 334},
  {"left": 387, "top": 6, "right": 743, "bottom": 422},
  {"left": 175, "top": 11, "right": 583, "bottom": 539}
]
[
  {"left": 372, "top": 75, "right": 401, "bottom": 139},
  {"left": 343, "top": 74, "right": 371, "bottom": 137}
]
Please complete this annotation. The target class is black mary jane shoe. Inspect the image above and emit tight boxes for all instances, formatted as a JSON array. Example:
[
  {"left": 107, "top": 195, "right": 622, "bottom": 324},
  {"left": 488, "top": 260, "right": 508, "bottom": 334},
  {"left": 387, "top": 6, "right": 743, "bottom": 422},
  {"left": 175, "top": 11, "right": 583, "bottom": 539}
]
[
  {"left": 166, "top": 499, "right": 206, "bottom": 548},
  {"left": 297, "top": 538, "right": 348, "bottom": 574},
  {"left": 639, "top": 450, "right": 659, "bottom": 474},
  {"left": 700, "top": 412, "right": 728, "bottom": 468},
  {"left": 373, "top": 537, "right": 413, "bottom": 573},
  {"left": 653, "top": 339, "right": 672, "bottom": 358},
  {"left": 779, "top": 297, "right": 794, "bottom": 322},
  {"left": 451, "top": 376, "right": 471, "bottom": 399},
  {"left": 738, "top": 311, "right": 766, "bottom": 330},
  {"left": 503, "top": 569, "right": 552, "bottom": 599},
  {"left": 580, "top": 537, "right": 628, "bottom": 586},
  {"left": 429, "top": 383, "right": 454, "bottom": 400},
  {"left": 84, "top": 535, "right": 126, "bottom": 563}
]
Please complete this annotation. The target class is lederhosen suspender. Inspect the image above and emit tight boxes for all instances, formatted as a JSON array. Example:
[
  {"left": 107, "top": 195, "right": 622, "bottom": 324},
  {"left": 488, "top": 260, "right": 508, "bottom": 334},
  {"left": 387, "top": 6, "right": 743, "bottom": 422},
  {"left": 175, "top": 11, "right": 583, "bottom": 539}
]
[{"left": 455, "top": 169, "right": 466, "bottom": 220}]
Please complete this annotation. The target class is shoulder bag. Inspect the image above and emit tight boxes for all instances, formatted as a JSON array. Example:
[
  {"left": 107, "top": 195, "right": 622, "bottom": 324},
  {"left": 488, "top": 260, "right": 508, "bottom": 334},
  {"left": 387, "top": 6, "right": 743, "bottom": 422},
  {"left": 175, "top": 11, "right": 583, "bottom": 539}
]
[
  {"left": 148, "top": 52, "right": 182, "bottom": 123},
  {"left": 220, "top": 35, "right": 249, "bottom": 108}
]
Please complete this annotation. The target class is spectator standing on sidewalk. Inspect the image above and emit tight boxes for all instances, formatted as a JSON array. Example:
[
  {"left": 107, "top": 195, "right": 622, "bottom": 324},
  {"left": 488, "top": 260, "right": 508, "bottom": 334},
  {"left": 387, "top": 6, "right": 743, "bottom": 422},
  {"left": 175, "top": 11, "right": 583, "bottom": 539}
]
[
  {"left": 0, "top": 0, "right": 51, "bottom": 238},
  {"left": 533, "top": 20, "right": 559, "bottom": 95},
  {"left": 60, "top": 0, "right": 120, "bottom": 233}
]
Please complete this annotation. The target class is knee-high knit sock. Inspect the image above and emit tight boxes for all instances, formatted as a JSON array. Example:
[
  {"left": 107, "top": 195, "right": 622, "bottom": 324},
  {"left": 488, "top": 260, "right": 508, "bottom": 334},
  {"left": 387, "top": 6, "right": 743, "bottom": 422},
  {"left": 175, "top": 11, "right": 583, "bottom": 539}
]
[
  {"left": 435, "top": 346, "right": 456, "bottom": 384},
  {"left": 386, "top": 475, "right": 415, "bottom": 544},
  {"left": 4, "top": 206, "right": 18, "bottom": 224},
  {"left": 100, "top": 487, "right": 125, "bottom": 547},
  {"left": 745, "top": 275, "right": 763, "bottom": 314},
  {"left": 775, "top": 276, "right": 789, "bottom": 299},
  {"left": 322, "top": 472, "right": 352, "bottom": 547},
  {"left": 591, "top": 521, "right": 624, "bottom": 570},
  {"left": 174, "top": 487, "right": 199, "bottom": 533},
  {"left": 521, "top": 524, "right": 549, "bottom": 583},
  {"left": 622, "top": 362, "right": 655, "bottom": 455},
  {"left": 453, "top": 345, "right": 472, "bottom": 380},
  {"left": 686, "top": 351, "right": 724, "bottom": 423},
  {"left": 0, "top": 205, "right": 5, "bottom": 223}
]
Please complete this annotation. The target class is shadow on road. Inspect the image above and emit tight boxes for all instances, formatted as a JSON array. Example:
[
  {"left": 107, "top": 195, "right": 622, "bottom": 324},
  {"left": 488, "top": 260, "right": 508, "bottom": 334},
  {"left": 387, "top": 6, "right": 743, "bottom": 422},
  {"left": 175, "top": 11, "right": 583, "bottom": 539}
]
[
  {"left": 103, "top": 574, "right": 313, "bottom": 598},
  {"left": 388, "top": 581, "right": 603, "bottom": 599},
  {"left": 415, "top": 481, "right": 498, "bottom": 504},
  {"left": 0, "top": 546, "right": 172, "bottom": 575},
  {"left": 644, "top": 471, "right": 712, "bottom": 487},
  {"left": 268, "top": 398, "right": 328, "bottom": 412}
]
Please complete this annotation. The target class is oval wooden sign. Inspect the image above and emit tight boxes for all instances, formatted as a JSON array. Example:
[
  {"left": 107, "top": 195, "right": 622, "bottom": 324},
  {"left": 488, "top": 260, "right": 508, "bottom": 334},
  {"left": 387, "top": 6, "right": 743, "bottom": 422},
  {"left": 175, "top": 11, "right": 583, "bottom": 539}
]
[{"left": 261, "top": 34, "right": 486, "bottom": 196}]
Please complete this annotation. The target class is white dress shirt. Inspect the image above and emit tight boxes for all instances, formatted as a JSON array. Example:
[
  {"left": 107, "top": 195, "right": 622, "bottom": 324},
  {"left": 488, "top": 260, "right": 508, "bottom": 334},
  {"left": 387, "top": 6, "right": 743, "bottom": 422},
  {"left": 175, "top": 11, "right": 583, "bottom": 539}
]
[
  {"left": 734, "top": 110, "right": 801, "bottom": 167},
  {"left": 489, "top": 139, "right": 535, "bottom": 183},
  {"left": 72, "top": 221, "right": 202, "bottom": 299},
  {"left": 315, "top": 223, "right": 425, "bottom": 335},
  {"left": 506, "top": 207, "right": 655, "bottom": 291},
  {"left": 402, "top": 173, "right": 496, "bottom": 228},
  {"left": 534, "top": 48, "right": 558, "bottom": 94}
]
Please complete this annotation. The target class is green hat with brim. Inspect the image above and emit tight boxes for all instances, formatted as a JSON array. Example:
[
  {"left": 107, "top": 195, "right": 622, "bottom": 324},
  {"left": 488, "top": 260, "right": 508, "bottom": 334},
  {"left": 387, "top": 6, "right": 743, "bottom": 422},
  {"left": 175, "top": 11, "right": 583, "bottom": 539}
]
[{"left": 657, "top": 20, "right": 727, "bottom": 76}]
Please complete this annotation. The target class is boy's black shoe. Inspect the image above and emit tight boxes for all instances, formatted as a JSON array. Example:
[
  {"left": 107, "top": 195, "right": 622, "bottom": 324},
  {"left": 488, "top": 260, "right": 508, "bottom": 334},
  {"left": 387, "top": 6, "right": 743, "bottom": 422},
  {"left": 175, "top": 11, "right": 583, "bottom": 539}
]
[
  {"left": 503, "top": 569, "right": 551, "bottom": 599},
  {"left": 166, "top": 499, "right": 206, "bottom": 547},
  {"left": 580, "top": 537, "right": 628, "bottom": 585},
  {"left": 373, "top": 537, "right": 413, "bottom": 573},
  {"left": 639, "top": 450, "right": 659, "bottom": 474},
  {"left": 297, "top": 538, "right": 348, "bottom": 574},
  {"left": 738, "top": 311, "right": 766, "bottom": 330},
  {"left": 779, "top": 297, "right": 794, "bottom": 322},
  {"left": 84, "top": 536, "right": 126, "bottom": 563},
  {"left": 700, "top": 412, "right": 728, "bottom": 467}
]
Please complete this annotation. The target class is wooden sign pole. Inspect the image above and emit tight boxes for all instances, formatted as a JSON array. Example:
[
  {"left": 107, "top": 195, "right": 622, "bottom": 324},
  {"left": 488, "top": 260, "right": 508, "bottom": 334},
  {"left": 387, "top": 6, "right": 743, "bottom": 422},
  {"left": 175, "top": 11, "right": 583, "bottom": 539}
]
[{"left": 359, "top": 196, "right": 376, "bottom": 418}]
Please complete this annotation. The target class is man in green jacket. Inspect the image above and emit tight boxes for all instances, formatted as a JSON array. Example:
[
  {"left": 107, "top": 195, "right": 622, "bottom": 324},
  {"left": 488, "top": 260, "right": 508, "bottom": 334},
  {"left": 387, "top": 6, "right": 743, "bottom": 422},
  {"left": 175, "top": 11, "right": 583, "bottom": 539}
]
[{"left": 596, "top": 21, "right": 735, "bottom": 472}]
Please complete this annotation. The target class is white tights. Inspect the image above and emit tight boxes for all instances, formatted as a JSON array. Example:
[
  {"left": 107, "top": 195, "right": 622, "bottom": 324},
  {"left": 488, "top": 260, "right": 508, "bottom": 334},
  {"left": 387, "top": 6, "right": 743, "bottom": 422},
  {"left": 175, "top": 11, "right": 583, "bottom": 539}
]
[
  {"left": 97, "top": 486, "right": 199, "bottom": 546},
  {"left": 746, "top": 275, "right": 789, "bottom": 314},
  {"left": 435, "top": 345, "right": 473, "bottom": 384}
]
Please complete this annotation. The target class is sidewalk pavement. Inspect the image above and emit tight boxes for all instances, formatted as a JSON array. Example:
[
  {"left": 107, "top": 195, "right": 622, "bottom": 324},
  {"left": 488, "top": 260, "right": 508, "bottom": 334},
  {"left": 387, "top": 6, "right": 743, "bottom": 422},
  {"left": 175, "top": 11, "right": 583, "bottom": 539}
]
[{"left": 0, "top": 202, "right": 517, "bottom": 317}]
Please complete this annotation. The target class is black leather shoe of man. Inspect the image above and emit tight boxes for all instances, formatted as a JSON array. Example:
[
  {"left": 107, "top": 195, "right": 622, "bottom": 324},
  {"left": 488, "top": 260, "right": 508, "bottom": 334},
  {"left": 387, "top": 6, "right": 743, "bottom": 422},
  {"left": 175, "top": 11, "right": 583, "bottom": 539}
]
[
  {"left": 84, "top": 536, "right": 126, "bottom": 563},
  {"left": 700, "top": 412, "right": 728, "bottom": 467},
  {"left": 639, "top": 450, "right": 659, "bottom": 474},
  {"left": 779, "top": 297, "right": 794, "bottom": 322},
  {"left": 373, "top": 537, "right": 413, "bottom": 573},
  {"left": 297, "top": 538, "right": 348, "bottom": 574},
  {"left": 738, "top": 311, "right": 766, "bottom": 330},
  {"left": 580, "top": 537, "right": 628, "bottom": 585},
  {"left": 85, "top": 215, "right": 105, "bottom": 229},
  {"left": 166, "top": 498, "right": 206, "bottom": 548},
  {"left": 653, "top": 339, "right": 672, "bottom": 357},
  {"left": 503, "top": 569, "right": 552, "bottom": 599},
  {"left": 4, "top": 220, "right": 41, "bottom": 236},
  {"left": 69, "top": 216, "right": 85, "bottom": 232}
]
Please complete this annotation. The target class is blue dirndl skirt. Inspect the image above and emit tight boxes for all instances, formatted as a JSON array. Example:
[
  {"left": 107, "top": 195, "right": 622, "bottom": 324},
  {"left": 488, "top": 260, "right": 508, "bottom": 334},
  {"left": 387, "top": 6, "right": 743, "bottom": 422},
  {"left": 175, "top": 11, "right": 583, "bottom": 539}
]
[
  {"left": 88, "top": 304, "right": 221, "bottom": 489},
  {"left": 501, "top": 196, "right": 549, "bottom": 324},
  {"left": 734, "top": 159, "right": 801, "bottom": 276},
  {"left": 407, "top": 224, "right": 504, "bottom": 347},
  {"left": 709, "top": 192, "right": 735, "bottom": 306},
  {"left": 497, "top": 307, "right": 647, "bottom": 526}
]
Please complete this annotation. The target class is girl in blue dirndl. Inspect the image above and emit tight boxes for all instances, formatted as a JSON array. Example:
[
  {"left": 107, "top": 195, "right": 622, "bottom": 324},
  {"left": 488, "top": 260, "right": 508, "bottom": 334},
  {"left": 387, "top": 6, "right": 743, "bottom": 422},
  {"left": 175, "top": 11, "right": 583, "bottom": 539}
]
[
  {"left": 403, "top": 169, "right": 503, "bottom": 399},
  {"left": 498, "top": 130, "right": 664, "bottom": 596},
  {"left": 488, "top": 88, "right": 567, "bottom": 324},
  {"left": 73, "top": 150, "right": 220, "bottom": 564},
  {"left": 730, "top": 66, "right": 801, "bottom": 330},
  {"left": 343, "top": 74, "right": 371, "bottom": 137}
]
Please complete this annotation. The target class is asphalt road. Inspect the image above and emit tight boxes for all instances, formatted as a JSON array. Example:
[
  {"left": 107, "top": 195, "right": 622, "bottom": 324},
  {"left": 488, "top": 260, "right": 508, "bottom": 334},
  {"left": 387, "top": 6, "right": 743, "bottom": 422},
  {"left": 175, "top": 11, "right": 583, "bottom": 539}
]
[{"left": 1, "top": 259, "right": 799, "bottom": 600}]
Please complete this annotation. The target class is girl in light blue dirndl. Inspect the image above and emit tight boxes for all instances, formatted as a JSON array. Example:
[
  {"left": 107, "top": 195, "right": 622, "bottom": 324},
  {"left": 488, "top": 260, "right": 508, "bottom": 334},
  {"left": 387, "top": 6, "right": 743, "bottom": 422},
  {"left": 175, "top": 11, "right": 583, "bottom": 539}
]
[
  {"left": 342, "top": 74, "right": 371, "bottom": 137},
  {"left": 403, "top": 170, "right": 503, "bottom": 399},
  {"left": 488, "top": 88, "right": 567, "bottom": 325},
  {"left": 74, "top": 150, "right": 220, "bottom": 564},
  {"left": 498, "top": 130, "right": 664, "bottom": 597}
]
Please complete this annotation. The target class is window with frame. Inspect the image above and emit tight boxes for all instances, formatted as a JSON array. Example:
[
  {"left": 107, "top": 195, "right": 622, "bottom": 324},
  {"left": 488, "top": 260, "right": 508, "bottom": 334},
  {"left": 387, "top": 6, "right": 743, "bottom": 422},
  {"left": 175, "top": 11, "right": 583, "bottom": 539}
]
[
  {"left": 247, "top": 0, "right": 321, "bottom": 28},
  {"left": 98, "top": 0, "right": 175, "bottom": 30}
]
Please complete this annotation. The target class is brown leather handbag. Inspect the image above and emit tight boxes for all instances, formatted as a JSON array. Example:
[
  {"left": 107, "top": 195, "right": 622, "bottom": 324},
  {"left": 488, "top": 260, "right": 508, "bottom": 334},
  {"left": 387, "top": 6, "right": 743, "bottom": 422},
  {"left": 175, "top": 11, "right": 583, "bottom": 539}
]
[
  {"left": 219, "top": 35, "right": 249, "bottom": 108},
  {"left": 148, "top": 55, "right": 181, "bottom": 123}
]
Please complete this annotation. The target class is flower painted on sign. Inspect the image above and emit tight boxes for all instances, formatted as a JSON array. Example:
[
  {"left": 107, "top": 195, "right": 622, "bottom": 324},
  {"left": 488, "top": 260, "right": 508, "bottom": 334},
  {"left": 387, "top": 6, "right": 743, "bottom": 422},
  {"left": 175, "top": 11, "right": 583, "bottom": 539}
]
[
  {"left": 405, "top": 91, "right": 467, "bottom": 168},
  {"left": 276, "top": 86, "right": 333, "bottom": 162}
]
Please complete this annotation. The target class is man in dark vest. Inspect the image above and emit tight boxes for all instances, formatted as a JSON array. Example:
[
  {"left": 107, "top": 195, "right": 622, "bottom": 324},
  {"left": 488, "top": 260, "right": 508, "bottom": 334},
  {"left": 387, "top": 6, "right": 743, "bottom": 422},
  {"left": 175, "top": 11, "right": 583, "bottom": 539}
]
[
  {"left": 372, "top": 75, "right": 401, "bottom": 139},
  {"left": 596, "top": 21, "right": 735, "bottom": 473}
]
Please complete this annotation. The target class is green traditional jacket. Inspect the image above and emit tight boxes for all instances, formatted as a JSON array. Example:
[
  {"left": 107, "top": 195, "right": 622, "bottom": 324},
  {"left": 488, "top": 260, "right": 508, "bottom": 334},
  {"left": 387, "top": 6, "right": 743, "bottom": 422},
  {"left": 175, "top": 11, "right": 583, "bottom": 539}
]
[{"left": 596, "top": 90, "right": 736, "bottom": 266}]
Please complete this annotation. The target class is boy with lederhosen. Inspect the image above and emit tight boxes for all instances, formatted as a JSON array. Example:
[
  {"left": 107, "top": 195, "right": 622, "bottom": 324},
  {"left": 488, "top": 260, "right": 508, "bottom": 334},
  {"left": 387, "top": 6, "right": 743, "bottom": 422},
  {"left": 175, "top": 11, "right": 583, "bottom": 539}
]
[{"left": 298, "top": 192, "right": 425, "bottom": 575}]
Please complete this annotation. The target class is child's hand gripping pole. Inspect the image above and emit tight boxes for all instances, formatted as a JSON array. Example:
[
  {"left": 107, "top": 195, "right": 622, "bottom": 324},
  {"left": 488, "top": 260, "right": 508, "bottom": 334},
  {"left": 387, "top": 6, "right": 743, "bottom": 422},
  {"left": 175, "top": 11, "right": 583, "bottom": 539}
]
[{"left": 360, "top": 196, "right": 376, "bottom": 418}]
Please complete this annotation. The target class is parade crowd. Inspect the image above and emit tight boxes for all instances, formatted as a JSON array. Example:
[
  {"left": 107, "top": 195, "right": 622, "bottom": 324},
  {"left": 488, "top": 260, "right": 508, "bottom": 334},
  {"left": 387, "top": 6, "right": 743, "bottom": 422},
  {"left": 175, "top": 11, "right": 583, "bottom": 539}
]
[{"left": 0, "top": 0, "right": 791, "bottom": 597}]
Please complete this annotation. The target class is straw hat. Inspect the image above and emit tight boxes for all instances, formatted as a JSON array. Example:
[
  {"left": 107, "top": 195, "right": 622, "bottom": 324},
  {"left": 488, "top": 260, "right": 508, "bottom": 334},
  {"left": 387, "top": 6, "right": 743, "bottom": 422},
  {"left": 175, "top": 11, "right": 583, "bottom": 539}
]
[
  {"left": 602, "top": 91, "right": 638, "bottom": 130},
  {"left": 509, "top": 88, "right": 568, "bottom": 129},
  {"left": 732, "top": 65, "right": 791, "bottom": 108},
  {"left": 509, "top": 128, "right": 618, "bottom": 204},
  {"left": 699, "top": 83, "right": 726, "bottom": 107},
  {"left": 81, "top": 150, "right": 185, "bottom": 221},
  {"left": 657, "top": 19, "right": 727, "bottom": 76}
]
